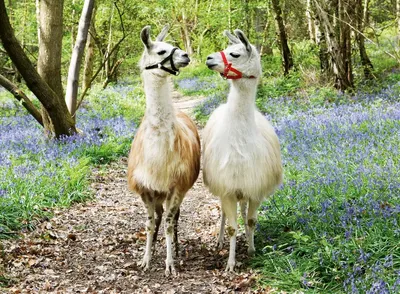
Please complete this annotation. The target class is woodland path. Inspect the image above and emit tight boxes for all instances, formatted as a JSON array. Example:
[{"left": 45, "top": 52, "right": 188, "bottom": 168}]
[{"left": 1, "top": 91, "right": 267, "bottom": 294}]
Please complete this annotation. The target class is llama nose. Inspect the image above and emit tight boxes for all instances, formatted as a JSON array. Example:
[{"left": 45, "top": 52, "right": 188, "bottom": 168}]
[
  {"left": 207, "top": 56, "right": 213, "bottom": 60},
  {"left": 182, "top": 53, "right": 188, "bottom": 58}
]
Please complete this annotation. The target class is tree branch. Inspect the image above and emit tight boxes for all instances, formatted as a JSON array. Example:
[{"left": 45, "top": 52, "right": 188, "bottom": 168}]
[
  {"left": 0, "top": 74, "right": 43, "bottom": 126},
  {"left": 75, "top": 1, "right": 129, "bottom": 111}
]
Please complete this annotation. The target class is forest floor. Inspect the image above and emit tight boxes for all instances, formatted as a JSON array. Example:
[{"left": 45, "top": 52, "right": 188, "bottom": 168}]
[{"left": 1, "top": 92, "right": 272, "bottom": 293}]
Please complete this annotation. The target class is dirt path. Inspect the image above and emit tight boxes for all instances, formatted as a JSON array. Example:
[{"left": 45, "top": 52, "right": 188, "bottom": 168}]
[{"left": 0, "top": 94, "right": 264, "bottom": 293}]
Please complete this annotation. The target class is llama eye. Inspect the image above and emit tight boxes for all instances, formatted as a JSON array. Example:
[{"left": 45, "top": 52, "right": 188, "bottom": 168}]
[
  {"left": 230, "top": 53, "right": 240, "bottom": 58},
  {"left": 157, "top": 50, "right": 167, "bottom": 55}
]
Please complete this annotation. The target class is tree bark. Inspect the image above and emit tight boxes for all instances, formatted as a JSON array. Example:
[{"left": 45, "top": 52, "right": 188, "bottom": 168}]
[
  {"left": 37, "top": 0, "right": 64, "bottom": 99},
  {"left": 339, "top": 0, "right": 353, "bottom": 88},
  {"left": 397, "top": 0, "right": 400, "bottom": 44},
  {"left": 356, "top": 0, "right": 373, "bottom": 78},
  {"left": 0, "top": 0, "right": 77, "bottom": 137},
  {"left": 271, "top": 0, "right": 293, "bottom": 75},
  {"left": 0, "top": 74, "right": 43, "bottom": 126},
  {"left": 181, "top": 10, "right": 194, "bottom": 56},
  {"left": 65, "top": 0, "right": 95, "bottom": 118},
  {"left": 306, "top": 0, "right": 315, "bottom": 42},
  {"left": 83, "top": 4, "right": 97, "bottom": 91},
  {"left": 313, "top": 0, "right": 353, "bottom": 90},
  {"left": 37, "top": 0, "right": 65, "bottom": 135}
]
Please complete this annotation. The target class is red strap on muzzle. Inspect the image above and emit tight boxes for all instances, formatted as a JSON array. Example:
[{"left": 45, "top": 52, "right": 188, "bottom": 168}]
[
  {"left": 220, "top": 51, "right": 242, "bottom": 80},
  {"left": 219, "top": 51, "right": 256, "bottom": 80}
]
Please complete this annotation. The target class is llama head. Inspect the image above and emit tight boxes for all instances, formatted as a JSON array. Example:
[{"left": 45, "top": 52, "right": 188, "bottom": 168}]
[
  {"left": 139, "top": 25, "right": 190, "bottom": 76},
  {"left": 206, "top": 29, "right": 261, "bottom": 80}
]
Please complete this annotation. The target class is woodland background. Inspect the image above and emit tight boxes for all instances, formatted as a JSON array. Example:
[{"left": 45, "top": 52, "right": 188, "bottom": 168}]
[{"left": 1, "top": 0, "right": 400, "bottom": 293}]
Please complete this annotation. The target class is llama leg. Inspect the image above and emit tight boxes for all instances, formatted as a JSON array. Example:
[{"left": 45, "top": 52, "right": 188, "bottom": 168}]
[
  {"left": 153, "top": 203, "right": 164, "bottom": 244},
  {"left": 173, "top": 207, "right": 180, "bottom": 258},
  {"left": 247, "top": 198, "right": 261, "bottom": 256},
  {"left": 240, "top": 200, "right": 249, "bottom": 239},
  {"left": 217, "top": 210, "right": 226, "bottom": 250},
  {"left": 221, "top": 196, "right": 238, "bottom": 272},
  {"left": 164, "top": 192, "right": 183, "bottom": 276},
  {"left": 140, "top": 193, "right": 155, "bottom": 270}
]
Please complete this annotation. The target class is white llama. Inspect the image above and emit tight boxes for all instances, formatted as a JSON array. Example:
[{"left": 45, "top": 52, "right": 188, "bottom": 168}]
[
  {"left": 203, "top": 29, "right": 283, "bottom": 271},
  {"left": 127, "top": 25, "right": 201, "bottom": 276}
]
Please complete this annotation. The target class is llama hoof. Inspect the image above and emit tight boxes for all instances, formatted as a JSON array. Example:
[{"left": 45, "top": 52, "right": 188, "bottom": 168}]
[
  {"left": 165, "top": 265, "right": 177, "bottom": 277},
  {"left": 139, "top": 256, "right": 151, "bottom": 270},
  {"left": 225, "top": 262, "right": 235, "bottom": 272},
  {"left": 247, "top": 247, "right": 256, "bottom": 256}
]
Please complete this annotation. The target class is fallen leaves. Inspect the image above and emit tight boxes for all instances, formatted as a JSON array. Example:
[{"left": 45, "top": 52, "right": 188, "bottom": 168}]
[{"left": 0, "top": 159, "right": 265, "bottom": 293}]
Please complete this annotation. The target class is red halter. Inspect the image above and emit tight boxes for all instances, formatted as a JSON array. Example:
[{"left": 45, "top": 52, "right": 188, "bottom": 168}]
[{"left": 219, "top": 51, "right": 256, "bottom": 80}]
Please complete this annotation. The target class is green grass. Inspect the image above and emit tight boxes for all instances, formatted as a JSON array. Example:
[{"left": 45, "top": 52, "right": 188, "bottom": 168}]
[{"left": 0, "top": 82, "right": 144, "bottom": 237}]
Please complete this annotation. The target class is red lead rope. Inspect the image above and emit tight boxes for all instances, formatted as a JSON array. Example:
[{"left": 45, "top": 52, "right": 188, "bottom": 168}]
[{"left": 219, "top": 51, "right": 256, "bottom": 80}]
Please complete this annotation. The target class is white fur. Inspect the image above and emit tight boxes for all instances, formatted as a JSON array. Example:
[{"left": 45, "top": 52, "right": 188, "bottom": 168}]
[{"left": 203, "top": 30, "right": 283, "bottom": 271}]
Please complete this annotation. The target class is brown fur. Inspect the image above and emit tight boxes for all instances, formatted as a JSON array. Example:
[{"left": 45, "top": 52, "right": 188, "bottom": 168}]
[{"left": 127, "top": 110, "right": 200, "bottom": 196}]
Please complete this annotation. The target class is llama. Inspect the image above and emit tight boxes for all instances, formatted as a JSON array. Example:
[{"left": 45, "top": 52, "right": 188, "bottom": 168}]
[
  {"left": 127, "top": 25, "right": 201, "bottom": 276},
  {"left": 202, "top": 29, "right": 283, "bottom": 271}
]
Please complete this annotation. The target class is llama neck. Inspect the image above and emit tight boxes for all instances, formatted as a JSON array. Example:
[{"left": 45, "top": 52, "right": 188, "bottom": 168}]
[
  {"left": 226, "top": 79, "right": 258, "bottom": 120},
  {"left": 142, "top": 72, "right": 176, "bottom": 127}
]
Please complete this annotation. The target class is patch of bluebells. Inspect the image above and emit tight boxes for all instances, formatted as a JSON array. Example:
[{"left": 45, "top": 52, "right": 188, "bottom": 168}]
[
  {"left": 176, "top": 77, "right": 216, "bottom": 93},
  {"left": 0, "top": 86, "right": 137, "bottom": 233},
  {"left": 195, "top": 94, "right": 226, "bottom": 116},
  {"left": 256, "top": 91, "right": 400, "bottom": 291}
]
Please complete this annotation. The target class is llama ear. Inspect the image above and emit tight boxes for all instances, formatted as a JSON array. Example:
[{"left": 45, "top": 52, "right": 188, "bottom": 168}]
[
  {"left": 234, "top": 29, "right": 252, "bottom": 53},
  {"left": 156, "top": 24, "right": 169, "bottom": 42},
  {"left": 141, "top": 25, "right": 153, "bottom": 49},
  {"left": 224, "top": 30, "right": 241, "bottom": 45}
]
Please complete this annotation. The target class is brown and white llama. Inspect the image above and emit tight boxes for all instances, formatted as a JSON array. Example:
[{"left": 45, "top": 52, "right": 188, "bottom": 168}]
[
  {"left": 203, "top": 30, "right": 283, "bottom": 271},
  {"left": 127, "top": 25, "right": 201, "bottom": 276}
]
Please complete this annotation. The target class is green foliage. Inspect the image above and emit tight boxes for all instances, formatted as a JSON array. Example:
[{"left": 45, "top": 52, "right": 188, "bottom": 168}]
[
  {"left": 0, "top": 81, "right": 141, "bottom": 237},
  {"left": 84, "top": 82, "right": 146, "bottom": 125},
  {"left": 0, "top": 157, "right": 90, "bottom": 237},
  {"left": 82, "top": 137, "right": 132, "bottom": 164}
]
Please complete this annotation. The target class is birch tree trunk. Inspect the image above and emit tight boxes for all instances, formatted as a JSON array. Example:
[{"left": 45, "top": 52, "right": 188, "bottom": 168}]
[
  {"left": 65, "top": 0, "right": 95, "bottom": 118},
  {"left": 83, "top": 4, "right": 96, "bottom": 91},
  {"left": 306, "top": 0, "right": 315, "bottom": 42},
  {"left": 397, "top": 0, "right": 400, "bottom": 44},
  {"left": 181, "top": 10, "right": 194, "bottom": 56},
  {"left": 271, "top": 0, "right": 293, "bottom": 75},
  {"left": 103, "top": 2, "right": 114, "bottom": 82}
]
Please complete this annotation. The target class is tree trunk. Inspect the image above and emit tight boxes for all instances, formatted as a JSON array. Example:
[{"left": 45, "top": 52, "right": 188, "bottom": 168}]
[
  {"left": 65, "top": 0, "right": 95, "bottom": 118},
  {"left": 313, "top": 0, "right": 353, "bottom": 90},
  {"left": 0, "top": 0, "right": 76, "bottom": 137},
  {"left": 306, "top": 0, "right": 315, "bottom": 42},
  {"left": 181, "top": 11, "right": 194, "bottom": 56},
  {"left": 254, "top": 7, "right": 266, "bottom": 53},
  {"left": 83, "top": 4, "right": 97, "bottom": 91},
  {"left": 339, "top": 0, "right": 353, "bottom": 88},
  {"left": 315, "top": 17, "right": 329, "bottom": 74},
  {"left": 271, "top": 0, "right": 293, "bottom": 75},
  {"left": 356, "top": 0, "right": 373, "bottom": 78},
  {"left": 397, "top": 0, "right": 400, "bottom": 44},
  {"left": 37, "top": 0, "right": 65, "bottom": 135}
]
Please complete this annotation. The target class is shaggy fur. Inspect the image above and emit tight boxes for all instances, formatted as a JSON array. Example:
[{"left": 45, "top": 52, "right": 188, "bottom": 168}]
[
  {"left": 203, "top": 30, "right": 283, "bottom": 271},
  {"left": 127, "top": 25, "right": 200, "bottom": 276}
]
